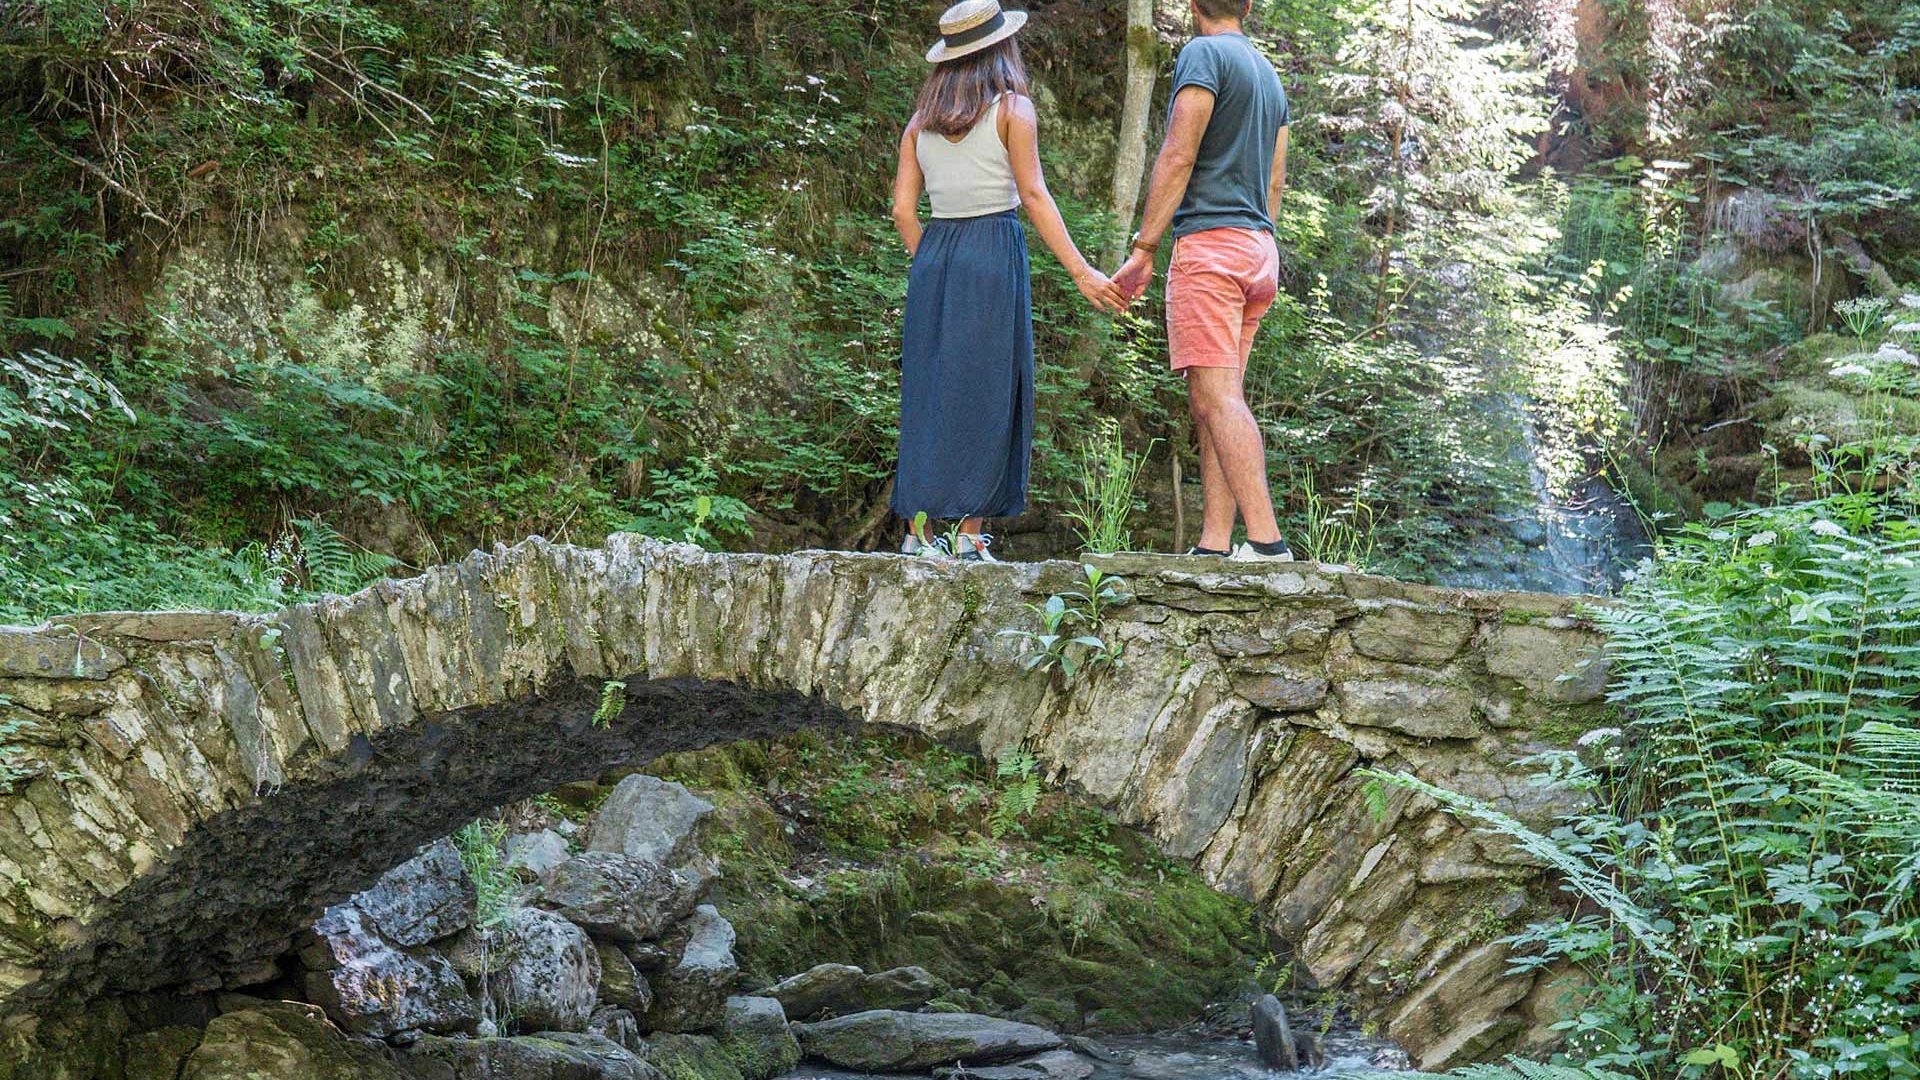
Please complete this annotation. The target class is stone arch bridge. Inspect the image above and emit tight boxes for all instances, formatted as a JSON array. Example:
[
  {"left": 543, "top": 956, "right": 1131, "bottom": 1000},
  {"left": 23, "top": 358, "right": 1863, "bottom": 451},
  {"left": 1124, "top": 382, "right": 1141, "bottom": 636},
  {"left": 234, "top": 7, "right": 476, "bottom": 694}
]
[{"left": 0, "top": 537, "right": 1611, "bottom": 1069}]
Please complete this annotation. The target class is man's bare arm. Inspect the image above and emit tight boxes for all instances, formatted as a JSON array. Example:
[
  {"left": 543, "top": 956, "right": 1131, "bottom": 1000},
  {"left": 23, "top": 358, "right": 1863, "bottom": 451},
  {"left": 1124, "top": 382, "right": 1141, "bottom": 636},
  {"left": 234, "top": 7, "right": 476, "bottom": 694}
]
[
  {"left": 1268, "top": 124, "right": 1289, "bottom": 218},
  {"left": 1112, "top": 85, "right": 1215, "bottom": 297}
]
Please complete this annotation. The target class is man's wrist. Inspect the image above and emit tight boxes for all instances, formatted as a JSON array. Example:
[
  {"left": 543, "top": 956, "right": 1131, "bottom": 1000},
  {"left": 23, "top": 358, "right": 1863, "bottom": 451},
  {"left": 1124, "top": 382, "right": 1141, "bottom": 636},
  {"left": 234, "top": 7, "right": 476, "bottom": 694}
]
[{"left": 1129, "top": 230, "right": 1160, "bottom": 255}]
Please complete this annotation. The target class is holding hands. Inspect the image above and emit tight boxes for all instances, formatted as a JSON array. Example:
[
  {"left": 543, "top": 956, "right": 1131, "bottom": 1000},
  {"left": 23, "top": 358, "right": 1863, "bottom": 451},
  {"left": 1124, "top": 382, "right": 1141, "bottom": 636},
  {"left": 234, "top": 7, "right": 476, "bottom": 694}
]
[
  {"left": 1073, "top": 263, "right": 1130, "bottom": 314},
  {"left": 1111, "top": 247, "right": 1155, "bottom": 303}
]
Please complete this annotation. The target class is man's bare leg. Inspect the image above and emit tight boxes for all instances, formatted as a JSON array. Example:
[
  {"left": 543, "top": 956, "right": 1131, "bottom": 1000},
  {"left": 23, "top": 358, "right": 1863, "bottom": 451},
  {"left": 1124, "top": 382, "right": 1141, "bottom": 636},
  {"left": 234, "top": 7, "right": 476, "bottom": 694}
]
[
  {"left": 1187, "top": 366, "right": 1281, "bottom": 544},
  {"left": 1194, "top": 416, "right": 1238, "bottom": 551}
]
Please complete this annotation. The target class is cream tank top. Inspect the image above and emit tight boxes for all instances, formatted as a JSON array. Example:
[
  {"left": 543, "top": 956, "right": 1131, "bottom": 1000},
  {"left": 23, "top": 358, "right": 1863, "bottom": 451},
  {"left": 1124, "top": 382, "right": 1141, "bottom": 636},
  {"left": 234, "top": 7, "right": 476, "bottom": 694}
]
[{"left": 916, "top": 96, "right": 1020, "bottom": 219}]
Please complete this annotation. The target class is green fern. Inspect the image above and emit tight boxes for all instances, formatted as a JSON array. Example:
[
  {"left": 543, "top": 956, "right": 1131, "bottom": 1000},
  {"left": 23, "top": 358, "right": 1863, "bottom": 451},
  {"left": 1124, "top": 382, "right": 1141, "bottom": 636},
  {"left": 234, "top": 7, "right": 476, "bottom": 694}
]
[
  {"left": 989, "top": 747, "right": 1042, "bottom": 839},
  {"left": 295, "top": 517, "right": 399, "bottom": 595},
  {"left": 1357, "top": 767, "right": 1674, "bottom": 962}
]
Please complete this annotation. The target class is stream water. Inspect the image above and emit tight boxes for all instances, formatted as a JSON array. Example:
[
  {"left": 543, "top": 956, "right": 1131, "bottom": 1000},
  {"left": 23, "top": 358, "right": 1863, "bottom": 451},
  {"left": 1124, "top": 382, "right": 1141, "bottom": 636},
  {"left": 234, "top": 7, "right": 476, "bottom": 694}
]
[
  {"left": 1439, "top": 393, "right": 1650, "bottom": 596},
  {"left": 777, "top": 1025, "right": 1412, "bottom": 1080}
]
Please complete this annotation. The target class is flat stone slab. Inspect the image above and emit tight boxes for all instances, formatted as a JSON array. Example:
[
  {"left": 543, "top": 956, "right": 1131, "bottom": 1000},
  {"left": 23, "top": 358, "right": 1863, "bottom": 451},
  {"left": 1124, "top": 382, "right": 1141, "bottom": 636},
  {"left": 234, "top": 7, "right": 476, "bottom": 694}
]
[{"left": 795, "top": 1010, "right": 1064, "bottom": 1072}]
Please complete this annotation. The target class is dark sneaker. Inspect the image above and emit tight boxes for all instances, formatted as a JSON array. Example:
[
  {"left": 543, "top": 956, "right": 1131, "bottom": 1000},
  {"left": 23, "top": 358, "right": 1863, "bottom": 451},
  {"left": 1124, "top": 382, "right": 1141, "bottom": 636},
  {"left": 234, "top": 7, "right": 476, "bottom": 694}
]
[
  {"left": 1228, "top": 538, "right": 1294, "bottom": 563},
  {"left": 953, "top": 533, "right": 998, "bottom": 562},
  {"left": 1185, "top": 545, "right": 1230, "bottom": 557}
]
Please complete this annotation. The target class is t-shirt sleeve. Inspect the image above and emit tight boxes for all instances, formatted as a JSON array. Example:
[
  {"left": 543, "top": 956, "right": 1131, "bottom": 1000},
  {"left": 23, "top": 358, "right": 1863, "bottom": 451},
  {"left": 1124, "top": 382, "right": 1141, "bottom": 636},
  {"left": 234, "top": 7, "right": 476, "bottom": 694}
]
[
  {"left": 1170, "top": 39, "right": 1222, "bottom": 97},
  {"left": 1278, "top": 86, "right": 1291, "bottom": 126}
]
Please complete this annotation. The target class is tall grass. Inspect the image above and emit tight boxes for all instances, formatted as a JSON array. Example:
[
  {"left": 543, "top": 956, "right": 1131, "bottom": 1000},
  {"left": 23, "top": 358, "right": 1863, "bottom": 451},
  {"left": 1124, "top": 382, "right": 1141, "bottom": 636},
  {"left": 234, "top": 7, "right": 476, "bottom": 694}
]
[{"left": 1064, "top": 421, "right": 1155, "bottom": 554}]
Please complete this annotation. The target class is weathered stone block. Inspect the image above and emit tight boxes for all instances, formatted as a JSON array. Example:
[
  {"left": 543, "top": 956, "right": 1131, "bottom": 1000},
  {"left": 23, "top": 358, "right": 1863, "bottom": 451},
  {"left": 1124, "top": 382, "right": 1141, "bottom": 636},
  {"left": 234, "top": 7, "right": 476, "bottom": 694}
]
[
  {"left": 1230, "top": 673, "right": 1329, "bottom": 712},
  {"left": 1484, "top": 622, "right": 1609, "bottom": 703},
  {"left": 1349, "top": 604, "right": 1478, "bottom": 664},
  {"left": 1337, "top": 678, "right": 1479, "bottom": 739},
  {"left": 0, "top": 628, "right": 124, "bottom": 679}
]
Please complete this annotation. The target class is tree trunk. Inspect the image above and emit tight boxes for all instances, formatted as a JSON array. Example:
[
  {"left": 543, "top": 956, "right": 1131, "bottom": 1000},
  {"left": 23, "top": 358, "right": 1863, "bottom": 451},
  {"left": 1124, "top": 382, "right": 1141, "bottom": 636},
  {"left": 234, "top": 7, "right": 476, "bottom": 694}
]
[{"left": 1106, "top": 0, "right": 1158, "bottom": 267}]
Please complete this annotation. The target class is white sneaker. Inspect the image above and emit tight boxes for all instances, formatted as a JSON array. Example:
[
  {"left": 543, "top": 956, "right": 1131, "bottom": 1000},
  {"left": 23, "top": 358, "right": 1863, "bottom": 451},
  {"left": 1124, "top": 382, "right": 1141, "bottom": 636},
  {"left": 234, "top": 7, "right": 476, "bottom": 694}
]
[
  {"left": 953, "top": 532, "right": 998, "bottom": 562},
  {"left": 902, "top": 533, "right": 950, "bottom": 558},
  {"left": 1228, "top": 540, "right": 1294, "bottom": 562}
]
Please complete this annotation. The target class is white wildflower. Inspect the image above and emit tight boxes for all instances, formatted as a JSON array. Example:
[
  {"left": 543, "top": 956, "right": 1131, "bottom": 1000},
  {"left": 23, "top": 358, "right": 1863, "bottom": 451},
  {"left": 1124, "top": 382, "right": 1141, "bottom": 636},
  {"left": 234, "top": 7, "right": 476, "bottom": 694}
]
[
  {"left": 1876, "top": 342, "right": 1918, "bottom": 365},
  {"left": 1748, "top": 530, "right": 1778, "bottom": 548},
  {"left": 1901, "top": 293, "right": 1920, "bottom": 309},
  {"left": 1811, "top": 519, "right": 1846, "bottom": 537},
  {"left": 1892, "top": 322, "right": 1920, "bottom": 334},
  {"left": 1830, "top": 362, "right": 1875, "bottom": 379},
  {"left": 1577, "top": 726, "right": 1623, "bottom": 747}
]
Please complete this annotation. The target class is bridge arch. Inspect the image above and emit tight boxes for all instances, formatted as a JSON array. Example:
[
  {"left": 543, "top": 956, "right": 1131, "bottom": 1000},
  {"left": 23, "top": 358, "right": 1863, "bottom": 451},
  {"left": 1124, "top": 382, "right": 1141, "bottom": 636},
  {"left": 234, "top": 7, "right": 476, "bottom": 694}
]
[{"left": 0, "top": 537, "right": 1611, "bottom": 1069}]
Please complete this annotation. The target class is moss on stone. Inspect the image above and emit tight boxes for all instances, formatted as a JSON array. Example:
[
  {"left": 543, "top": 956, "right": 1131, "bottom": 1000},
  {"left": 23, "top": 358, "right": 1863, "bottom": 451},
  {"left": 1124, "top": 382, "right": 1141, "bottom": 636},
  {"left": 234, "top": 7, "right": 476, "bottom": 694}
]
[
  {"left": 645, "top": 1032, "right": 746, "bottom": 1080},
  {"left": 658, "top": 733, "right": 1262, "bottom": 1034}
]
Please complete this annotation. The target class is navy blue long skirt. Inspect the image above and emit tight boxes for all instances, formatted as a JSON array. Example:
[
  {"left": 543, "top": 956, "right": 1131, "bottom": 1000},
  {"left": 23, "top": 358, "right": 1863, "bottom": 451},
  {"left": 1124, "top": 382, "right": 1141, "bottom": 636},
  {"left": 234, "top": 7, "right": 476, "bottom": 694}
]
[{"left": 892, "top": 210, "right": 1034, "bottom": 521}]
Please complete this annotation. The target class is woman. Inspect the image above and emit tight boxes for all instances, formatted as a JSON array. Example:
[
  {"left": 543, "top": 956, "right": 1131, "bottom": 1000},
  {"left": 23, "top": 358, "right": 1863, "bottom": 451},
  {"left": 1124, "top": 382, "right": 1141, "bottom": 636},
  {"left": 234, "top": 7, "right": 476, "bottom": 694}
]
[{"left": 890, "top": 0, "right": 1126, "bottom": 561}]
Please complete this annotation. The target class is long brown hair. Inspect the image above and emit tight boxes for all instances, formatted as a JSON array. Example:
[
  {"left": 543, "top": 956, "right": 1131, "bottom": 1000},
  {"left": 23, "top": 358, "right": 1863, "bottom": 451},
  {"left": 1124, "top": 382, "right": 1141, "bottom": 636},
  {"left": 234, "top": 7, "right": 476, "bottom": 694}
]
[{"left": 914, "top": 38, "right": 1030, "bottom": 138}]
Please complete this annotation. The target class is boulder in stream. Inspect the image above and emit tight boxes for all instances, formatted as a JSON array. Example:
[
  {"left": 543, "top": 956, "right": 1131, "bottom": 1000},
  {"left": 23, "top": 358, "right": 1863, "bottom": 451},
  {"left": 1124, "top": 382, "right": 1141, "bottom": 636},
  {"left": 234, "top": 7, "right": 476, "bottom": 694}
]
[
  {"left": 352, "top": 838, "right": 476, "bottom": 947},
  {"left": 723, "top": 995, "right": 803, "bottom": 1079},
  {"left": 793, "top": 1010, "right": 1065, "bottom": 1071},
  {"left": 767, "top": 962, "right": 947, "bottom": 1019},
  {"left": 1251, "top": 994, "right": 1299, "bottom": 1071},
  {"left": 933, "top": 1049, "right": 1096, "bottom": 1080},
  {"left": 504, "top": 829, "right": 573, "bottom": 880}
]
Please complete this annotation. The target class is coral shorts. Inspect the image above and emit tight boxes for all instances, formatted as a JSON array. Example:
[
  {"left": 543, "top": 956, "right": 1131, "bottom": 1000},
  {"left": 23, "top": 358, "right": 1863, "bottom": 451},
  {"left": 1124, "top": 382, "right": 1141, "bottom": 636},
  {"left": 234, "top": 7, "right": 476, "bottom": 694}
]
[{"left": 1166, "top": 227, "right": 1280, "bottom": 371}]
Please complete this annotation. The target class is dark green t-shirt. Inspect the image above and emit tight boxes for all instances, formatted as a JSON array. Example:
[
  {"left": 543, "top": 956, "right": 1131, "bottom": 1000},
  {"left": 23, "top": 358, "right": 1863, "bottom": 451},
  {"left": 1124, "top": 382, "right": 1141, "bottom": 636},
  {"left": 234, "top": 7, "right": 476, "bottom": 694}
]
[{"left": 1168, "top": 32, "right": 1290, "bottom": 238}]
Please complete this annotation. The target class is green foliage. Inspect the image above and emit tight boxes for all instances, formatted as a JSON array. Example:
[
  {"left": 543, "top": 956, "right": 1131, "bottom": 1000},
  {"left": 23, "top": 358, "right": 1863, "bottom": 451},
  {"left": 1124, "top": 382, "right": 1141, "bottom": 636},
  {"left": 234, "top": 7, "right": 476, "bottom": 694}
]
[
  {"left": 998, "top": 566, "right": 1129, "bottom": 679},
  {"left": 1063, "top": 421, "right": 1155, "bottom": 555},
  {"left": 453, "top": 819, "right": 516, "bottom": 929},
  {"left": 1374, "top": 485, "right": 1920, "bottom": 1078},
  {"left": 989, "top": 747, "right": 1043, "bottom": 840},
  {"left": 592, "top": 680, "right": 627, "bottom": 729},
  {"left": 1359, "top": 1060, "right": 1632, "bottom": 1080}
]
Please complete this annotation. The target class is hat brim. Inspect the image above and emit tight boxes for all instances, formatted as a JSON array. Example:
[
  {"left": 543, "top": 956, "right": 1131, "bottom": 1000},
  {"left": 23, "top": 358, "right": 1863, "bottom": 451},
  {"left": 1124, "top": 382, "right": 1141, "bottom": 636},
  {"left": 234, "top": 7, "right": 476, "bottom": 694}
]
[{"left": 926, "top": 10, "right": 1027, "bottom": 63}]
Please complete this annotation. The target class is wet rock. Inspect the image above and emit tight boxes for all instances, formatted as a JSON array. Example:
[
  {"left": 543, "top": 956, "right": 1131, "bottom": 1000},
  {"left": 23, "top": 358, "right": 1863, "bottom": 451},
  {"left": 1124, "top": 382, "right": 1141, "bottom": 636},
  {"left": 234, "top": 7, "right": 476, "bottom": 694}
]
[
  {"left": 589, "top": 775, "right": 715, "bottom": 866},
  {"left": 722, "top": 995, "right": 802, "bottom": 1079},
  {"left": 183, "top": 1002, "right": 404, "bottom": 1080},
  {"left": 1250, "top": 994, "right": 1299, "bottom": 1070},
  {"left": 935, "top": 1049, "right": 1095, "bottom": 1080},
  {"left": 302, "top": 905, "right": 476, "bottom": 1038},
  {"left": 449, "top": 907, "right": 600, "bottom": 1033},
  {"left": 542, "top": 852, "right": 705, "bottom": 943},
  {"left": 596, "top": 940, "right": 655, "bottom": 1013},
  {"left": 638, "top": 904, "right": 737, "bottom": 1033},
  {"left": 794, "top": 1010, "right": 1064, "bottom": 1071},
  {"left": 767, "top": 962, "right": 946, "bottom": 1020},
  {"left": 402, "top": 1032, "right": 660, "bottom": 1080},
  {"left": 504, "top": 829, "right": 573, "bottom": 880},
  {"left": 352, "top": 838, "right": 476, "bottom": 947},
  {"left": 1062, "top": 1035, "right": 1130, "bottom": 1065},
  {"left": 765, "top": 963, "right": 863, "bottom": 1020}
]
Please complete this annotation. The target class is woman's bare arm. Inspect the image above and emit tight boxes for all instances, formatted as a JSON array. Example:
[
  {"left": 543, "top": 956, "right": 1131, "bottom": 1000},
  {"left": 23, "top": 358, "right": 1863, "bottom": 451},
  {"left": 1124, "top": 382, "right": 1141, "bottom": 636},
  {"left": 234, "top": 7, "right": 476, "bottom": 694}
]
[
  {"left": 1002, "top": 95, "right": 1126, "bottom": 313},
  {"left": 891, "top": 119, "right": 925, "bottom": 257}
]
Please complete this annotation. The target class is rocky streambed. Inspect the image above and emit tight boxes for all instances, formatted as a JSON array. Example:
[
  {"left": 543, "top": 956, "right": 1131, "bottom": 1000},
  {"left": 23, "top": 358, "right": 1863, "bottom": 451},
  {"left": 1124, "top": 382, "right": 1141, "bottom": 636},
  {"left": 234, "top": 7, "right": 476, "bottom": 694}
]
[{"left": 16, "top": 741, "right": 1420, "bottom": 1079}]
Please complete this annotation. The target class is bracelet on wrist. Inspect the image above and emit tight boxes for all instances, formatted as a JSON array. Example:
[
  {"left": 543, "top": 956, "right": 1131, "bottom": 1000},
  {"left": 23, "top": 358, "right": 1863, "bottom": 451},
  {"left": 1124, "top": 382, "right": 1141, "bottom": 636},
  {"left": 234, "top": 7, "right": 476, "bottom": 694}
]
[{"left": 1130, "top": 233, "right": 1158, "bottom": 255}]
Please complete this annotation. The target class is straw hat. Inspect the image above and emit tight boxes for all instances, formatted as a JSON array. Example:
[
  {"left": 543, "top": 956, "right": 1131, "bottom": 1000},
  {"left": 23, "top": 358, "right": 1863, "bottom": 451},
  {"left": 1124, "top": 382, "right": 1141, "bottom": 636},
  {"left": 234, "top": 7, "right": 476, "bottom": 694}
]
[{"left": 925, "top": 0, "right": 1028, "bottom": 63}]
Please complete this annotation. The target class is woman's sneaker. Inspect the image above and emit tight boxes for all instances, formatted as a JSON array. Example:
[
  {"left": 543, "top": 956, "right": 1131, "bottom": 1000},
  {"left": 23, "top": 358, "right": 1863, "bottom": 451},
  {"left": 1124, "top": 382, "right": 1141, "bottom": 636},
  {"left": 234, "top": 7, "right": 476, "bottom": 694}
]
[
  {"left": 902, "top": 533, "right": 950, "bottom": 558},
  {"left": 1228, "top": 538, "right": 1294, "bottom": 562},
  {"left": 1184, "top": 545, "right": 1229, "bottom": 557},
  {"left": 953, "top": 532, "right": 998, "bottom": 562}
]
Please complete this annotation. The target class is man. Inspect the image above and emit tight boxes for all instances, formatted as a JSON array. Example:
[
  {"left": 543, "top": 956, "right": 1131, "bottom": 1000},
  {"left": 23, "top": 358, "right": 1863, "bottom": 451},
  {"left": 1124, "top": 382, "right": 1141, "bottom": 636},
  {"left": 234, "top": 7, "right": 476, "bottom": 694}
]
[{"left": 1113, "top": 0, "right": 1293, "bottom": 562}]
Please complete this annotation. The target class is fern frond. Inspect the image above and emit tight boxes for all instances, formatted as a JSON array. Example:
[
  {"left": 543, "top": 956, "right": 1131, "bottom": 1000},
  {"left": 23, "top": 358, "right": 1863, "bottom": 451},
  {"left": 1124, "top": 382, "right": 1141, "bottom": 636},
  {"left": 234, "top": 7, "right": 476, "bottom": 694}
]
[{"left": 1359, "top": 768, "right": 1674, "bottom": 962}]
